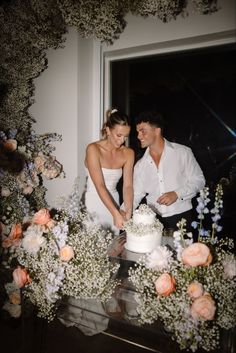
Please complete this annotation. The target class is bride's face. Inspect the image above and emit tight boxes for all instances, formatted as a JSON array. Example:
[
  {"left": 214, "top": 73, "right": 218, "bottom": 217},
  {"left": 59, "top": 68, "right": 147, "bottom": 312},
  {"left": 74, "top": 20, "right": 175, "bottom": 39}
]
[{"left": 107, "top": 125, "right": 130, "bottom": 148}]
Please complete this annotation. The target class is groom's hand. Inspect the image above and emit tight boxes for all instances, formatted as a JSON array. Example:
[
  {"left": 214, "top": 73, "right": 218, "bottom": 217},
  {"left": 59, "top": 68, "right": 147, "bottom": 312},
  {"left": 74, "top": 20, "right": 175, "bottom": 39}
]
[{"left": 157, "top": 191, "right": 178, "bottom": 206}]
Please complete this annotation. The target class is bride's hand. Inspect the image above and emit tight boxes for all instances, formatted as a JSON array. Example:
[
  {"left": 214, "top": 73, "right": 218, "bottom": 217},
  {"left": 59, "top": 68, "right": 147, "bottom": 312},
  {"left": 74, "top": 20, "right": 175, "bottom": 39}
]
[{"left": 113, "top": 210, "right": 126, "bottom": 229}]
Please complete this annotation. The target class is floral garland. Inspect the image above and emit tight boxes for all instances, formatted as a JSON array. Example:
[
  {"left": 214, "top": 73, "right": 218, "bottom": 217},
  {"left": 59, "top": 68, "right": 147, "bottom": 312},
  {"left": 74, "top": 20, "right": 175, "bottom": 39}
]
[
  {"left": 0, "top": 129, "right": 63, "bottom": 236},
  {"left": 56, "top": 0, "right": 128, "bottom": 45},
  {"left": 129, "top": 0, "right": 185, "bottom": 22},
  {"left": 128, "top": 185, "right": 236, "bottom": 352},
  {"left": 129, "top": 0, "right": 218, "bottom": 22}
]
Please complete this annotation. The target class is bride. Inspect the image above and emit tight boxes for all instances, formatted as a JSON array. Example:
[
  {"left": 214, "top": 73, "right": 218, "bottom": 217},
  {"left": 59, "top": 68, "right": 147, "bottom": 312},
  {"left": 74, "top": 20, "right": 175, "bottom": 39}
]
[
  {"left": 84, "top": 108, "right": 134, "bottom": 234},
  {"left": 59, "top": 109, "right": 134, "bottom": 335}
]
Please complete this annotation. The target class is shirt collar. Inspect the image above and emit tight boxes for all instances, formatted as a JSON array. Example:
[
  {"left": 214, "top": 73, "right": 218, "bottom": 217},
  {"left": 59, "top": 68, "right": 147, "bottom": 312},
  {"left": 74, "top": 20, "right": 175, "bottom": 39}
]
[
  {"left": 144, "top": 138, "right": 174, "bottom": 162},
  {"left": 164, "top": 138, "right": 174, "bottom": 149}
]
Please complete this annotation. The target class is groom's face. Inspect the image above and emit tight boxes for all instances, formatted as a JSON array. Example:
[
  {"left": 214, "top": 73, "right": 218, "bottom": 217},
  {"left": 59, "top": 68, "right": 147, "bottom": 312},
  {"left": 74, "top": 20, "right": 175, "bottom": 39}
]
[{"left": 136, "top": 122, "right": 159, "bottom": 148}]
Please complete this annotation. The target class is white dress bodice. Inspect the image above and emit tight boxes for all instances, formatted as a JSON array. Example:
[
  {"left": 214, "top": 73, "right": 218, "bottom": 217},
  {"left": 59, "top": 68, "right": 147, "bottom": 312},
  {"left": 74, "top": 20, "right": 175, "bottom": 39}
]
[{"left": 85, "top": 167, "right": 122, "bottom": 234}]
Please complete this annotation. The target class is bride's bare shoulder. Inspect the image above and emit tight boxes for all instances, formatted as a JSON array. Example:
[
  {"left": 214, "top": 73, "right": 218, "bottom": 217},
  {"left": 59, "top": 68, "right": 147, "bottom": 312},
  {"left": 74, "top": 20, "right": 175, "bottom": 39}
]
[
  {"left": 122, "top": 145, "right": 134, "bottom": 157},
  {"left": 86, "top": 141, "right": 102, "bottom": 151}
]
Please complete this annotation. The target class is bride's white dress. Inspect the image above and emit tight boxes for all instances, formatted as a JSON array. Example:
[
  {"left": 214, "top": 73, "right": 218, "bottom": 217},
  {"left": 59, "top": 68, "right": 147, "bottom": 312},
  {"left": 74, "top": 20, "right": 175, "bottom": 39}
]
[
  {"left": 85, "top": 167, "right": 122, "bottom": 234},
  {"left": 58, "top": 168, "right": 123, "bottom": 335}
]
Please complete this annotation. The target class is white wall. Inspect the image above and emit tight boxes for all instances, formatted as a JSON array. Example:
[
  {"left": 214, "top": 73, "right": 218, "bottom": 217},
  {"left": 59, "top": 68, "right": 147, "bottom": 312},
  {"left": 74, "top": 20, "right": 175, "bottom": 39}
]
[
  {"left": 31, "top": 1, "right": 235, "bottom": 206},
  {"left": 30, "top": 27, "right": 79, "bottom": 207},
  {"left": 77, "top": 38, "right": 102, "bottom": 196},
  {"left": 31, "top": 28, "right": 102, "bottom": 206}
]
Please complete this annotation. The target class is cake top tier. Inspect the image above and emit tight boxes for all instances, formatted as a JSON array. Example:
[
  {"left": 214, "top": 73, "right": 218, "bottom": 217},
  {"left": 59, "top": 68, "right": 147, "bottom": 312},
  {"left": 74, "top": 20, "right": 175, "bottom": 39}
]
[
  {"left": 124, "top": 204, "right": 163, "bottom": 236},
  {"left": 133, "top": 204, "right": 156, "bottom": 225},
  {"left": 134, "top": 204, "right": 155, "bottom": 216}
]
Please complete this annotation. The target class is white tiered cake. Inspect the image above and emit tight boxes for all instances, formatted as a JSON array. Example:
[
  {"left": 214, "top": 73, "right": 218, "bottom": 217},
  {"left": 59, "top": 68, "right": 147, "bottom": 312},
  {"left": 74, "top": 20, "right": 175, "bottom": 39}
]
[{"left": 124, "top": 204, "right": 163, "bottom": 253}]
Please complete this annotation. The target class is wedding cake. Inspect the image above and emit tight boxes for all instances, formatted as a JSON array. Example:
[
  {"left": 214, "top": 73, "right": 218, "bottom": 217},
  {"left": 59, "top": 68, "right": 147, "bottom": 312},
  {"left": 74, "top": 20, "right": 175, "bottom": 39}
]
[{"left": 124, "top": 204, "right": 163, "bottom": 253}]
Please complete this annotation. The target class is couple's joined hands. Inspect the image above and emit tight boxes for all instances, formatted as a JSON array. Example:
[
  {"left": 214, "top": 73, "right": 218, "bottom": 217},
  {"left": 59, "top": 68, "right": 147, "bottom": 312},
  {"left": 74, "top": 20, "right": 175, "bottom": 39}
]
[{"left": 113, "top": 209, "right": 131, "bottom": 229}]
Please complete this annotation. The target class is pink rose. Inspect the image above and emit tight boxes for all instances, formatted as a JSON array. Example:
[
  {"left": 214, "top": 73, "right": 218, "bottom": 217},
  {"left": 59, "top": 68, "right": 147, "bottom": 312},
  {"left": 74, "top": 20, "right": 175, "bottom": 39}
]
[
  {"left": 59, "top": 245, "right": 74, "bottom": 262},
  {"left": 4, "top": 139, "right": 17, "bottom": 151},
  {"left": 187, "top": 281, "right": 204, "bottom": 299},
  {"left": 13, "top": 267, "right": 31, "bottom": 288},
  {"left": 182, "top": 243, "right": 212, "bottom": 267},
  {"left": 9, "top": 291, "right": 21, "bottom": 305},
  {"left": 191, "top": 294, "right": 216, "bottom": 321},
  {"left": 32, "top": 208, "right": 51, "bottom": 225},
  {"left": 2, "top": 223, "right": 22, "bottom": 248},
  {"left": 155, "top": 273, "right": 176, "bottom": 296}
]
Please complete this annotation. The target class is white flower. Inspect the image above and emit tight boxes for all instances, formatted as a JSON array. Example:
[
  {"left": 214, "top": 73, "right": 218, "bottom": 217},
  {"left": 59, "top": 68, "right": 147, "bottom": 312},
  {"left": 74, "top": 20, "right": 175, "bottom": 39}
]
[
  {"left": 1, "top": 187, "right": 11, "bottom": 197},
  {"left": 223, "top": 257, "right": 236, "bottom": 279},
  {"left": 52, "top": 221, "right": 68, "bottom": 248},
  {"left": 146, "top": 246, "right": 173, "bottom": 271},
  {"left": 4, "top": 281, "right": 19, "bottom": 294},
  {"left": 3, "top": 302, "right": 21, "bottom": 318},
  {"left": 173, "top": 230, "right": 181, "bottom": 241},
  {"left": 22, "top": 224, "right": 46, "bottom": 254}
]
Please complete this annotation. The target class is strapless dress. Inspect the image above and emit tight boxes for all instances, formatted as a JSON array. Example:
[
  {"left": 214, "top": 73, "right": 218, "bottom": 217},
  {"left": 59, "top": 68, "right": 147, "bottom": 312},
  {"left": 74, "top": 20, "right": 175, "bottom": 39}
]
[{"left": 85, "top": 167, "right": 122, "bottom": 234}]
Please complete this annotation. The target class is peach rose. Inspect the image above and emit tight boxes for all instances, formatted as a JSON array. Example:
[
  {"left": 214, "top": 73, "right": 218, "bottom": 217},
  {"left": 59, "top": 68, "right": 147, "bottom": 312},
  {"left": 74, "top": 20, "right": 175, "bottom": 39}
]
[
  {"left": 60, "top": 245, "right": 74, "bottom": 262},
  {"left": 34, "top": 155, "right": 46, "bottom": 173},
  {"left": 22, "top": 185, "right": 33, "bottom": 195},
  {"left": 155, "top": 273, "right": 176, "bottom": 296},
  {"left": 10, "top": 223, "right": 22, "bottom": 240},
  {"left": 191, "top": 293, "right": 216, "bottom": 321},
  {"left": 187, "top": 281, "right": 204, "bottom": 299},
  {"left": 46, "top": 219, "right": 56, "bottom": 230},
  {"left": 9, "top": 291, "right": 21, "bottom": 305},
  {"left": 4, "top": 139, "right": 17, "bottom": 151},
  {"left": 42, "top": 157, "right": 62, "bottom": 180},
  {"left": 13, "top": 267, "right": 31, "bottom": 288},
  {"left": 32, "top": 208, "right": 51, "bottom": 225},
  {"left": 2, "top": 223, "right": 22, "bottom": 248},
  {"left": 182, "top": 243, "right": 212, "bottom": 267}
]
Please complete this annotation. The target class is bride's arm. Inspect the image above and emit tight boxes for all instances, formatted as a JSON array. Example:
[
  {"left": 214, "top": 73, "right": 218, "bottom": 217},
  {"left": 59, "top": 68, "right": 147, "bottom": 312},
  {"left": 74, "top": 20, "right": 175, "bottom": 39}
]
[
  {"left": 122, "top": 148, "right": 134, "bottom": 220},
  {"left": 85, "top": 143, "right": 124, "bottom": 228}
]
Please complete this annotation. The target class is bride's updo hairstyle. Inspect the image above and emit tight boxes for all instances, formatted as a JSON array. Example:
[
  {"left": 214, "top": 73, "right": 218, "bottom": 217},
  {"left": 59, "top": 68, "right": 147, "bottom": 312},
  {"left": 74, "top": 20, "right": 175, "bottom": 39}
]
[{"left": 101, "top": 108, "right": 130, "bottom": 138}]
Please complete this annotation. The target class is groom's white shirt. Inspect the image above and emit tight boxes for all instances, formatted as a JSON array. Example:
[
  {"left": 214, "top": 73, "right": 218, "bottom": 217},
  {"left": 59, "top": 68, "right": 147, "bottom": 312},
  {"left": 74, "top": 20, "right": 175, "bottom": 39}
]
[{"left": 133, "top": 139, "right": 205, "bottom": 217}]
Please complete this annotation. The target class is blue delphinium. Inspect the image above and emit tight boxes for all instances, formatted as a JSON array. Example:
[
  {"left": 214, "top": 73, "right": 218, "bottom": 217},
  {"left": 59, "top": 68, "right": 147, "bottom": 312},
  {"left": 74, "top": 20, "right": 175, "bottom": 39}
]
[
  {"left": 191, "top": 187, "right": 210, "bottom": 240},
  {"left": 192, "top": 184, "right": 223, "bottom": 241}
]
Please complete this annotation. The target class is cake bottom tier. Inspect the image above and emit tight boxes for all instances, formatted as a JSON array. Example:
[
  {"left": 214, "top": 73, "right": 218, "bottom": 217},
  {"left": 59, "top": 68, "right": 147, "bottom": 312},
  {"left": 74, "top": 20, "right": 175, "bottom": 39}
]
[{"left": 125, "top": 232, "right": 162, "bottom": 253}]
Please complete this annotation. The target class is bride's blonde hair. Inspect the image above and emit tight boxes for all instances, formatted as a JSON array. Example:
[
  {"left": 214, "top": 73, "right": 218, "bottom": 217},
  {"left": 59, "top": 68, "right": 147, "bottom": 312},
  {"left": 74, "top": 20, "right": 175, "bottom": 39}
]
[{"left": 101, "top": 108, "right": 130, "bottom": 138}]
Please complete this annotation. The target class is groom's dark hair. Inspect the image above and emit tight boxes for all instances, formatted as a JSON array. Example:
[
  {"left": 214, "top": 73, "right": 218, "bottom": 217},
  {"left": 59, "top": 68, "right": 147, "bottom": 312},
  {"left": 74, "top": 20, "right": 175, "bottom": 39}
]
[{"left": 135, "top": 111, "right": 165, "bottom": 133}]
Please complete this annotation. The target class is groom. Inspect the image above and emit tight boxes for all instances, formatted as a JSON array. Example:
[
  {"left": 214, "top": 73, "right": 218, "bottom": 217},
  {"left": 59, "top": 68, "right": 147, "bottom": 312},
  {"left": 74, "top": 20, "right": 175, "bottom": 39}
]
[{"left": 132, "top": 111, "right": 205, "bottom": 230}]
